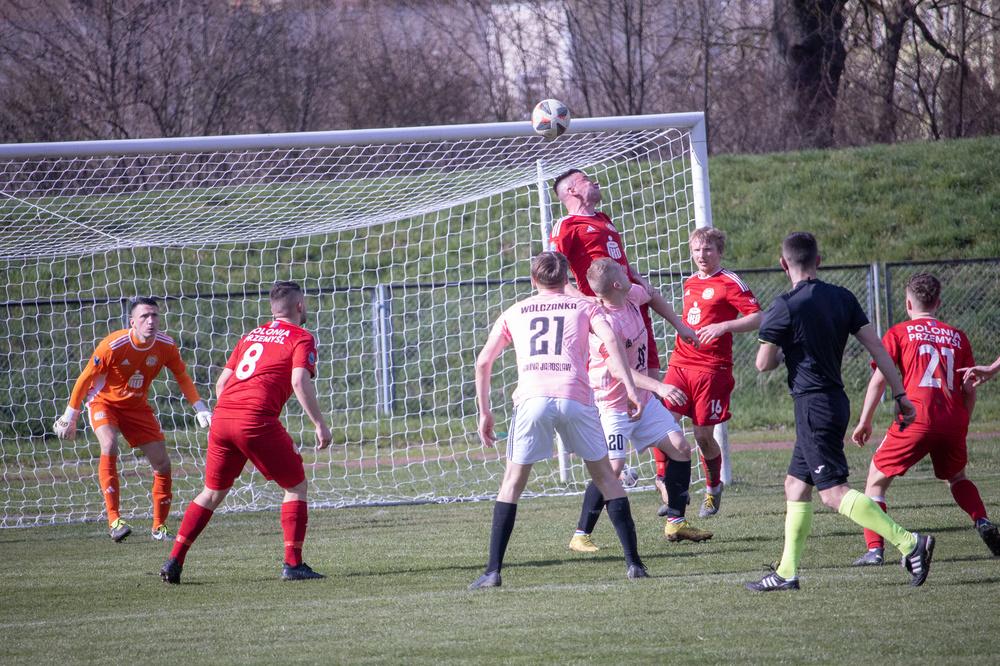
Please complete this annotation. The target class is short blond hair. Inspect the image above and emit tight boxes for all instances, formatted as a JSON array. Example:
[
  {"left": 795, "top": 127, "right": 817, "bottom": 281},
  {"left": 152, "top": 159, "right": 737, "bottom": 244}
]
[
  {"left": 690, "top": 227, "right": 726, "bottom": 254},
  {"left": 586, "top": 257, "right": 626, "bottom": 296},
  {"left": 530, "top": 251, "right": 569, "bottom": 287}
]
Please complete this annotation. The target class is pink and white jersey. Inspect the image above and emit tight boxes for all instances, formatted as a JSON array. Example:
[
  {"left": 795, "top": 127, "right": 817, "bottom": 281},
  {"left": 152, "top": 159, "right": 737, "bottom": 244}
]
[
  {"left": 589, "top": 284, "right": 652, "bottom": 413},
  {"left": 489, "top": 292, "right": 606, "bottom": 406}
]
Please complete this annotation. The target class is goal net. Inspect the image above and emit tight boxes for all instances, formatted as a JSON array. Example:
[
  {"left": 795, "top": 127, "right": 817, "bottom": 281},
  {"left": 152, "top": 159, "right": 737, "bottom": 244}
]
[{"left": 0, "top": 113, "right": 711, "bottom": 527}]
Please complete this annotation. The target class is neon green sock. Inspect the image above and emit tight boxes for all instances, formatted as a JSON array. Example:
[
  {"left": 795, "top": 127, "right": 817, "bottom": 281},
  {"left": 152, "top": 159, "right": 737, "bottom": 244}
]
[
  {"left": 838, "top": 489, "right": 917, "bottom": 556},
  {"left": 776, "top": 500, "right": 812, "bottom": 579}
]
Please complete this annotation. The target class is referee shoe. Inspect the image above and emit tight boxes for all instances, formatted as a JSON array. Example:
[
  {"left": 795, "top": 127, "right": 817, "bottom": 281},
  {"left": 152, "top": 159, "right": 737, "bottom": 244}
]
[
  {"left": 902, "top": 533, "right": 935, "bottom": 587},
  {"left": 746, "top": 570, "right": 799, "bottom": 592}
]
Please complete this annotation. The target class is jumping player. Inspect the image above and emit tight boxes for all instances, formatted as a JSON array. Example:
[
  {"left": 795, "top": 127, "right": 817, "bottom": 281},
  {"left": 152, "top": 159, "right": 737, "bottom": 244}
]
[
  {"left": 850, "top": 273, "right": 1000, "bottom": 564},
  {"left": 52, "top": 297, "right": 212, "bottom": 542},
  {"left": 664, "top": 227, "right": 761, "bottom": 518},
  {"left": 568, "top": 258, "right": 713, "bottom": 552},
  {"left": 160, "top": 281, "right": 332, "bottom": 583},
  {"left": 550, "top": 168, "right": 697, "bottom": 510},
  {"left": 469, "top": 252, "right": 649, "bottom": 589}
]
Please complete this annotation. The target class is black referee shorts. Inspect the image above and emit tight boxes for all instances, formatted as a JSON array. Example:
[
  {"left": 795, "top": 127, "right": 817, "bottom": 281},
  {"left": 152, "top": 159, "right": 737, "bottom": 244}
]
[{"left": 788, "top": 390, "right": 851, "bottom": 490}]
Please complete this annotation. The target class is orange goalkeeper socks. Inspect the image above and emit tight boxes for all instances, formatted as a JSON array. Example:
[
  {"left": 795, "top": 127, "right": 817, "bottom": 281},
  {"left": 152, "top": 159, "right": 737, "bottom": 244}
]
[
  {"left": 152, "top": 472, "right": 172, "bottom": 529},
  {"left": 98, "top": 454, "right": 120, "bottom": 525}
]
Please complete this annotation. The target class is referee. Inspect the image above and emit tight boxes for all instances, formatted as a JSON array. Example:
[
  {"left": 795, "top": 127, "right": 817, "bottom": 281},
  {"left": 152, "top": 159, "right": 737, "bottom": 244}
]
[{"left": 747, "top": 232, "right": 934, "bottom": 591}]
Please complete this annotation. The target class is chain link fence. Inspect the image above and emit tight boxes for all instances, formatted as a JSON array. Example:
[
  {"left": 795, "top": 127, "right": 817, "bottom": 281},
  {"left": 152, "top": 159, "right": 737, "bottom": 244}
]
[{"left": 724, "top": 258, "right": 1000, "bottom": 431}]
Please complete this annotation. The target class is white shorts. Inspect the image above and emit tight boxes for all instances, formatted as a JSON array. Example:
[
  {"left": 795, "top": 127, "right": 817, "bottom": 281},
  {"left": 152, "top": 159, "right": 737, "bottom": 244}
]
[
  {"left": 601, "top": 398, "right": 682, "bottom": 461},
  {"left": 507, "top": 397, "right": 608, "bottom": 465}
]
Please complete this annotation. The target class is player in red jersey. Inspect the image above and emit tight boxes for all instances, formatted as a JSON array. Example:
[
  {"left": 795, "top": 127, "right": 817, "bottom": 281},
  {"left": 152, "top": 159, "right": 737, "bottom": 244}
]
[
  {"left": 550, "top": 168, "right": 697, "bottom": 510},
  {"left": 52, "top": 297, "right": 212, "bottom": 542},
  {"left": 160, "top": 282, "right": 333, "bottom": 583},
  {"left": 851, "top": 273, "right": 1000, "bottom": 563},
  {"left": 664, "top": 227, "right": 761, "bottom": 518}
]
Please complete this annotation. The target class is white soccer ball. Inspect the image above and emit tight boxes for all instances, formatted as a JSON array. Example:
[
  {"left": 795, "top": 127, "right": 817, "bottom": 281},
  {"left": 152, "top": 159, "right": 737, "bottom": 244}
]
[
  {"left": 620, "top": 464, "right": 639, "bottom": 488},
  {"left": 531, "top": 99, "right": 571, "bottom": 140}
]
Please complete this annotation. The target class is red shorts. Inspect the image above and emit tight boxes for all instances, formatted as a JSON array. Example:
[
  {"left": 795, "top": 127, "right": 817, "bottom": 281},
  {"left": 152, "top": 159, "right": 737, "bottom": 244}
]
[
  {"left": 88, "top": 399, "right": 164, "bottom": 448},
  {"left": 662, "top": 364, "right": 735, "bottom": 426},
  {"left": 873, "top": 424, "right": 968, "bottom": 480},
  {"left": 204, "top": 417, "right": 305, "bottom": 491}
]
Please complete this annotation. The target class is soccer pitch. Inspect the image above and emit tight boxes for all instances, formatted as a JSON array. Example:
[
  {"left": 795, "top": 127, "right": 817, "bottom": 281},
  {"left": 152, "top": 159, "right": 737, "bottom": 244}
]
[{"left": 3, "top": 444, "right": 999, "bottom": 664}]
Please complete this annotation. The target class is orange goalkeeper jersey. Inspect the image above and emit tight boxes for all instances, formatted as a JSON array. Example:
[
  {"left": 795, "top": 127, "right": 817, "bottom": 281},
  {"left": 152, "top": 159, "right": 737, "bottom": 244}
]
[{"left": 68, "top": 329, "right": 201, "bottom": 410}]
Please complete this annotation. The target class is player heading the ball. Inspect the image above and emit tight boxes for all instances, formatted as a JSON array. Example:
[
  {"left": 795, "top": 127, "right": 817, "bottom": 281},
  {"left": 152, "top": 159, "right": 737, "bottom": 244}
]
[
  {"left": 52, "top": 296, "right": 212, "bottom": 543},
  {"left": 161, "top": 281, "right": 332, "bottom": 584},
  {"left": 469, "top": 251, "right": 649, "bottom": 589}
]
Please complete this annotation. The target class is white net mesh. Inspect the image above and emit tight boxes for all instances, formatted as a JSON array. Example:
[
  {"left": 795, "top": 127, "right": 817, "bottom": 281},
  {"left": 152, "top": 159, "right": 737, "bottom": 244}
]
[{"left": 1, "top": 118, "right": 705, "bottom": 527}]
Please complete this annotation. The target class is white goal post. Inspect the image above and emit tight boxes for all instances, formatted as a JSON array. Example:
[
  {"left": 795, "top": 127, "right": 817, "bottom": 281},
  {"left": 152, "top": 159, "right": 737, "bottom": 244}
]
[{"left": 0, "top": 112, "right": 714, "bottom": 527}]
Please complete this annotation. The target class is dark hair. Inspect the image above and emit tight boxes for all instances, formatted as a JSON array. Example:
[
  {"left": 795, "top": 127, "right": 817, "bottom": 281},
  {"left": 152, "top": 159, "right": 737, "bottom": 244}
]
[
  {"left": 552, "top": 168, "right": 583, "bottom": 197},
  {"left": 269, "top": 281, "right": 303, "bottom": 308},
  {"left": 781, "top": 231, "right": 819, "bottom": 268},
  {"left": 129, "top": 296, "right": 159, "bottom": 314},
  {"left": 906, "top": 273, "right": 941, "bottom": 308},
  {"left": 530, "top": 251, "right": 569, "bottom": 287}
]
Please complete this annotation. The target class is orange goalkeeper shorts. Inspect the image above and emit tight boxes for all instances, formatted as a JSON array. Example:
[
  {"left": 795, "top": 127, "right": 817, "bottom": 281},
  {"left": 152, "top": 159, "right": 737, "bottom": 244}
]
[{"left": 88, "top": 400, "right": 165, "bottom": 448}]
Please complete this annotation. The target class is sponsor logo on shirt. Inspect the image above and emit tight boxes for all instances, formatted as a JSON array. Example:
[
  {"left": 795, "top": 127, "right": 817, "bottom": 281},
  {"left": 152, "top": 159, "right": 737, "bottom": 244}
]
[
  {"left": 308, "top": 351, "right": 316, "bottom": 365},
  {"left": 687, "top": 301, "right": 702, "bottom": 326},
  {"left": 606, "top": 239, "right": 622, "bottom": 260},
  {"left": 94, "top": 411, "right": 106, "bottom": 420},
  {"left": 128, "top": 371, "right": 144, "bottom": 389},
  {"left": 586, "top": 225, "right": 596, "bottom": 233}
]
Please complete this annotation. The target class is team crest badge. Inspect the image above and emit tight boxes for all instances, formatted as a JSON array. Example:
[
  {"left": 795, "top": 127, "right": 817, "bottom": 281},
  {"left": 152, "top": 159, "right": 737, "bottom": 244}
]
[
  {"left": 145, "top": 355, "right": 157, "bottom": 366},
  {"left": 702, "top": 288, "right": 715, "bottom": 299}
]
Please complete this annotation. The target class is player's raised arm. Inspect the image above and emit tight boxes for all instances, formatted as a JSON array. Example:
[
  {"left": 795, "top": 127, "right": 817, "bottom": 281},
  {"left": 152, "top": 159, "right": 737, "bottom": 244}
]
[
  {"left": 591, "top": 316, "right": 643, "bottom": 421},
  {"left": 53, "top": 344, "right": 108, "bottom": 440},
  {"left": 475, "top": 333, "right": 510, "bottom": 447},
  {"left": 645, "top": 287, "right": 698, "bottom": 346},
  {"left": 854, "top": 324, "right": 915, "bottom": 428},
  {"left": 165, "top": 346, "right": 212, "bottom": 428}
]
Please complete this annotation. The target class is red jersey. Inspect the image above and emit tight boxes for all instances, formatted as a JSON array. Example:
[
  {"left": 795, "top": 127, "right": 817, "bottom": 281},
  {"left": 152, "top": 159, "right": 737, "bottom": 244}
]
[
  {"left": 880, "top": 317, "right": 974, "bottom": 432},
  {"left": 549, "top": 212, "right": 637, "bottom": 296},
  {"left": 215, "top": 320, "right": 317, "bottom": 420},
  {"left": 670, "top": 269, "right": 760, "bottom": 371}
]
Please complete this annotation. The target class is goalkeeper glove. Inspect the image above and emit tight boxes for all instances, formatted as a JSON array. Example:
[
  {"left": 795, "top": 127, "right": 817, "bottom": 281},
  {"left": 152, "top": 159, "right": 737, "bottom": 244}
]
[
  {"left": 53, "top": 407, "right": 80, "bottom": 440},
  {"left": 193, "top": 400, "right": 213, "bottom": 428}
]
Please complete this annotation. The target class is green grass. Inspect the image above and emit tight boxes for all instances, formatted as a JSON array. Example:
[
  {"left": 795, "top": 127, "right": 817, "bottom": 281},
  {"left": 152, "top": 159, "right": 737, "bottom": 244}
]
[{"left": 3, "top": 440, "right": 1000, "bottom": 664}]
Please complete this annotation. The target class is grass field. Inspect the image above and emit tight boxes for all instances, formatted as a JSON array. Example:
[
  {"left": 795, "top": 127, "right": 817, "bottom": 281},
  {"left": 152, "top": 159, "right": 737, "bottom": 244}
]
[{"left": 4, "top": 440, "right": 1000, "bottom": 664}]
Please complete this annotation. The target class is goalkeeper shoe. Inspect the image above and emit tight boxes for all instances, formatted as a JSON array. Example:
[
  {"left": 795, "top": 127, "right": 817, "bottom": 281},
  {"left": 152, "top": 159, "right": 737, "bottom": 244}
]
[
  {"left": 160, "top": 557, "right": 182, "bottom": 585},
  {"left": 626, "top": 563, "right": 649, "bottom": 580},
  {"left": 569, "top": 533, "right": 600, "bottom": 553},
  {"left": 109, "top": 519, "right": 132, "bottom": 543},
  {"left": 902, "top": 533, "right": 935, "bottom": 587},
  {"left": 851, "top": 547, "right": 884, "bottom": 567},
  {"left": 151, "top": 525, "right": 172, "bottom": 542},
  {"left": 281, "top": 562, "right": 325, "bottom": 581},
  {"left": 699, "top": 484, "right": 723, "bottom": 518},
  {"left": 746, "top": 571, "right": 799, "bottom": 592},
  {"left": 976, "top": 519, "right": 1000, "bottom": 556},
  {"left": 664, "top": 520, "right": 714, "bottom": 543},
  {"left": 468, "top": 571, "right": 501, "bottom": 590}
]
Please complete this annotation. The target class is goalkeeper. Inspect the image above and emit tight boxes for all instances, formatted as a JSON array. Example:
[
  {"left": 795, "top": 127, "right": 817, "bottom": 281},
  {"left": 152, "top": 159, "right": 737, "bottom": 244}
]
[{"left": 52, "top": 297, "right": 212, "bottom": 543}]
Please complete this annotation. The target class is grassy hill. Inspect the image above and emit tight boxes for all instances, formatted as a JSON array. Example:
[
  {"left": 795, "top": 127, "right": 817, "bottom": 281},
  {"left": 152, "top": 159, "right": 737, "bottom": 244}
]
[{"left": 709, "top": 136, "right": 1000, "bottom": 267}]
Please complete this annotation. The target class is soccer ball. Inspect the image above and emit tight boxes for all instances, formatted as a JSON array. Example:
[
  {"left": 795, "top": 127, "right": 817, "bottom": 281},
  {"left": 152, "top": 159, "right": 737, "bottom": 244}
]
[
  {"left": 531, "top": 99, "right": 571, "bottom": 140},
  {"left": 620, "top": 464, "right": 639, "bottom": 488}
]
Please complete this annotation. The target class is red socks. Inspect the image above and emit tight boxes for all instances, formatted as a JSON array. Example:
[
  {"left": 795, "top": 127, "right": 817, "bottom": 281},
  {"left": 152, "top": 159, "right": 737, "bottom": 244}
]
[
  {"left": 864, "top": 499, "right": 888, "bottom": 550},
  {"left": 652, "top": 447, "right": 667, "bottom": 478},
  {"left": 951, "top": 479, "right": 988, "bottom": 523},
  {"left": 281, "top": 500, "right": 309, "bottom": 567},
  {"left": 701, "top": 454, "right": 722, "bottom": 489},
  {"left": 170, "top": 502, "right": 214, "bottom": 564}
]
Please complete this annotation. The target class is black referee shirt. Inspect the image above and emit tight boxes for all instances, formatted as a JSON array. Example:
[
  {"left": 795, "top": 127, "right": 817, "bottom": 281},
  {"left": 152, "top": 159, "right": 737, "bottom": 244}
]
[{"left": 758, "top": 278, "right": 869, "bottom": 396}]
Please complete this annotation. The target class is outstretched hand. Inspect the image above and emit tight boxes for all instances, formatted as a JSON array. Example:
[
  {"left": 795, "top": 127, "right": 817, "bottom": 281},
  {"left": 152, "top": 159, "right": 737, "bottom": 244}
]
[
  {"left": 696, "top": 322, "right": 728, "bottom": 346},
  {"left": 656, "top": 383, "right": 687, "bottom": 408},
  {"left": 958, "top": 364, "right": 999, "bottom": 387}
]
